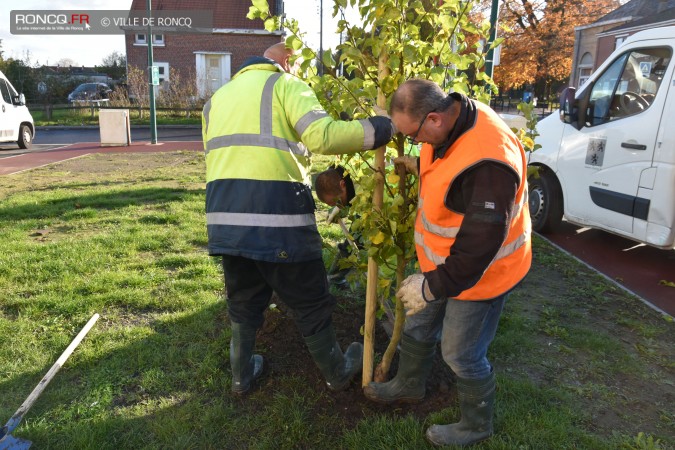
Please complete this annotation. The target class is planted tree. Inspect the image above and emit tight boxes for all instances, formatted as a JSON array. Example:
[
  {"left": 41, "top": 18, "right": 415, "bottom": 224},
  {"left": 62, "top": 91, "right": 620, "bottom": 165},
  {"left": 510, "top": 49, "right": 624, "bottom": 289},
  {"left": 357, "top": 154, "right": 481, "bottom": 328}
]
[{"left": 248, "top": 0, "right": 535, "bottom": 384}]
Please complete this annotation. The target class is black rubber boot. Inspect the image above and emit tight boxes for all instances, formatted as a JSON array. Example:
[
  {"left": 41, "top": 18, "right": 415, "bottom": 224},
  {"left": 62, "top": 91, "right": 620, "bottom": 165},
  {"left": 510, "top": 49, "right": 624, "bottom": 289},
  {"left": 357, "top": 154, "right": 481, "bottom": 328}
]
[
  {"left": 363, "top": 333, "right": 436, "bottom": 403},
  {"left": 304, "top": 325, "right": 363, "bottom": 391},
  {"left": 230, "top": 322, "right": 264, "bottom": 395},
  {"left": 426, "top": 370, "right": 496, "bottom": 446}
]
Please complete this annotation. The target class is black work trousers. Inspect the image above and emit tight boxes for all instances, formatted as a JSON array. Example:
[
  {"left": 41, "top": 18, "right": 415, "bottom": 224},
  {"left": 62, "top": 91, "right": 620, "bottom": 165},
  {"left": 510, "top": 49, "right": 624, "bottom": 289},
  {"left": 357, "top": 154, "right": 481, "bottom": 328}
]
[{"left": 221, "top": 255, "right": 335, "bottom": 337}]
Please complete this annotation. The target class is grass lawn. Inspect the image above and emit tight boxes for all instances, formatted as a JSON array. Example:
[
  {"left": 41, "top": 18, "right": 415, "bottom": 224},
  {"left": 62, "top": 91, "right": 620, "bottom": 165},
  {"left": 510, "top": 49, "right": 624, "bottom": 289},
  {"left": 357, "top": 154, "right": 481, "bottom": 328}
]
[{"left": 0, "top": 152, "right": 672, "bottom": 449}]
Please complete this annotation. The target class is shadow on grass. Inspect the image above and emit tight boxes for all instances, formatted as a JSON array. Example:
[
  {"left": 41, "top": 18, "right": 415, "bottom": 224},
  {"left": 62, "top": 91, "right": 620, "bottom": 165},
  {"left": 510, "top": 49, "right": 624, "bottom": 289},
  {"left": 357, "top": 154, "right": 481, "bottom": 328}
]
[{"left": 0, "top": 187, "right": 204, "bottom": 223}]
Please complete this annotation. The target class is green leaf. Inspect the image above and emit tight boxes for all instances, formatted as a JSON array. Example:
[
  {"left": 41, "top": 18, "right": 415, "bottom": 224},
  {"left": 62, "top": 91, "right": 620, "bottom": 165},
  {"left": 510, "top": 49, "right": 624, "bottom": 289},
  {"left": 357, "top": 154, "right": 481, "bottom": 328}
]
[
  {"left": 380, "top": 75, "right": 396, "bottom": 95},
  {"left": 251, "top": 0, "right": 269, "bottom": 13},
  {"left": 246, "top": 6, "right": 260, "bottom": 20},
  {"left": 263, "top": 17, "right": 278, "bottom": 32},
  {"left": 286, "top": 35, "right": 303, "bottom": 51},
  {"left": 321, "top": 50, "right": 335, "bottom": 69}
]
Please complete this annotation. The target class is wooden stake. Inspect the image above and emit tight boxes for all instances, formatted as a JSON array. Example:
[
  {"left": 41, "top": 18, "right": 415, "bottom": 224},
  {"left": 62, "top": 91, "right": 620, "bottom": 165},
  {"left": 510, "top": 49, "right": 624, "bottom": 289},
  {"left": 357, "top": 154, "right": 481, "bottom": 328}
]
[{"left": 362, "top": 48, "right": 389, "bottom": 387}]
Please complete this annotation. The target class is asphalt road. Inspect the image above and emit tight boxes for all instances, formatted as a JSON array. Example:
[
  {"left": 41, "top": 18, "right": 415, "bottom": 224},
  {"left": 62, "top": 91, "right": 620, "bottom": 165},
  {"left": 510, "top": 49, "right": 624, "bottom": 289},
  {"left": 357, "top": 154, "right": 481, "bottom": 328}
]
[{"left": 0, "top": 126, "right": 201, "bottom": 158}]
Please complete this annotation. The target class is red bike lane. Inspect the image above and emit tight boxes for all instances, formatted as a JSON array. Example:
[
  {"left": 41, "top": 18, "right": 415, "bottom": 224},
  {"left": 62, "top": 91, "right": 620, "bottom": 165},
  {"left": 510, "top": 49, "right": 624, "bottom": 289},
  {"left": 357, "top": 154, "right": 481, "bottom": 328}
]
[
  {"left": 541, "top": 222, "right": 675, "bottom": 317},
  {"left": 0, "top": 141, "right": 202, "bottom": 176}
]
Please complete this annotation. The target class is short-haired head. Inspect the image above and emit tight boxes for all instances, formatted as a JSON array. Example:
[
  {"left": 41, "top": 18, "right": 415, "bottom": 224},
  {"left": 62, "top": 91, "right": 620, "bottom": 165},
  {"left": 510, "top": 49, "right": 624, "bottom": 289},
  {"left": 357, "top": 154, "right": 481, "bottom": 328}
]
[
  {"left": 263, "top": 42, "right": 294, "bottom": 72},
  {"left": 389, "top": 79, "right": 453, "bottom": 121}
]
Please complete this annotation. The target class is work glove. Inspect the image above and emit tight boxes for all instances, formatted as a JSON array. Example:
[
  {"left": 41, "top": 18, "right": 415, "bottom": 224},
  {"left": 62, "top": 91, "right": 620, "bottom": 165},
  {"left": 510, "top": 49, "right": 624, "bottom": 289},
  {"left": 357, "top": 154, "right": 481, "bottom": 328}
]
[
  {"left": 393, "top": 155, "right": 419, "bottom": 176},
  {"left": 395, "top": 273, "right": 436, "bottom": 316},
  {"left": 326, "top": 206, "right": 341, "bottom": 224},
  {"left": 372, "top": 105, "right": 390, "bottom": 118}
]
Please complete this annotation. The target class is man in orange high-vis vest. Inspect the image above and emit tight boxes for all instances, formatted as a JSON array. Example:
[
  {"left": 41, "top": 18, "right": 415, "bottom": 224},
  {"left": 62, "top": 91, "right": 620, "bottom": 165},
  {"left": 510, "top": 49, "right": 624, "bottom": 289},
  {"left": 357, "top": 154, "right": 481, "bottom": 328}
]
[{"left": 363, "top": 79, "right": 532, "bottom": 447}]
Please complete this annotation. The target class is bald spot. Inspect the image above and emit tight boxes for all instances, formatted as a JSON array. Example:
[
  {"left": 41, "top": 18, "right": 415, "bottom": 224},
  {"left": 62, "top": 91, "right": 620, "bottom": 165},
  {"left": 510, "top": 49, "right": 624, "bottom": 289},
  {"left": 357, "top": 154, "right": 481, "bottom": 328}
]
[
  {"left": 263, "top": 42, "right": 293, "bottom": 66},
  {"left": 389, "top": 82, "right": 415, "bottom": 115}
]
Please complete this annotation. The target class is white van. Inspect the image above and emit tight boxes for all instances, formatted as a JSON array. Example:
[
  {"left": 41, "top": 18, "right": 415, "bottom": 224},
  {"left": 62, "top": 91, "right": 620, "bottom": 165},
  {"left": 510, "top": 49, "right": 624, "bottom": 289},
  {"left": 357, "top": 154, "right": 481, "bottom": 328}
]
[
  {"left": 0, "top": 70, "right": 34, "bottom": 149},
  {"left": 528, "top": 26, "right": 675, "bottom": 250}
]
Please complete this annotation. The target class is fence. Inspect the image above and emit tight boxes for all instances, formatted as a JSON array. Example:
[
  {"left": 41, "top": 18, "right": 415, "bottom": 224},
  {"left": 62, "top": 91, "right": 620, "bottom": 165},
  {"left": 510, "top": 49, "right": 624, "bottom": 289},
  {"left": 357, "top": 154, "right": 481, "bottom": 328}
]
[
  {"left": 29, "top": 103, "right": 203, "bottom": 125},
  {"left": 490, "top": 96, "right": 559, "bottom": 118}
]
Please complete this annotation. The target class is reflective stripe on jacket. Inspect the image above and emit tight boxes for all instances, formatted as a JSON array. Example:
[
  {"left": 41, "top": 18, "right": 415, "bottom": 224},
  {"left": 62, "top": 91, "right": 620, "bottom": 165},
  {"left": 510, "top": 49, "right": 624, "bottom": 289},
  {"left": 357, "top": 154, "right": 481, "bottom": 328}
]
[
  {"left": 202, "top": 61, "right": 377, "bottom": 262},
  {"left": 415, "top": 101, "right": 532, "bottom": 300}
]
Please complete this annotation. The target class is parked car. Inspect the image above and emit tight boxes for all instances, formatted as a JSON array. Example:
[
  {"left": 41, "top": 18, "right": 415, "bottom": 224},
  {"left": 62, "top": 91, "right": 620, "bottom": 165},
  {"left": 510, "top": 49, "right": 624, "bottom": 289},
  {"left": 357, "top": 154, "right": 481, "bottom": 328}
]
[
  {"left": 0, "top": 70, "right": 34, "bottom": 149},
  {"left": 67, "top": 83, "right": 112, "bottom": 103},
  {"left": 527, "top": 26, "right": 674, "bottom": 250}
]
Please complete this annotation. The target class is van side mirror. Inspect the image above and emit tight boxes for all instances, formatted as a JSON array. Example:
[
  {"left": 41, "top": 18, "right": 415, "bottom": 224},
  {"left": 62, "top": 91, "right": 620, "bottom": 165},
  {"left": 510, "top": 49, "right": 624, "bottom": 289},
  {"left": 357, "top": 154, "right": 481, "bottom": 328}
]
[
  {"left": 12, "top": 94, "right": 26, "bottom": 106},
  {"left": 559, "top": 87, "right": 576, "bottom": 124}
]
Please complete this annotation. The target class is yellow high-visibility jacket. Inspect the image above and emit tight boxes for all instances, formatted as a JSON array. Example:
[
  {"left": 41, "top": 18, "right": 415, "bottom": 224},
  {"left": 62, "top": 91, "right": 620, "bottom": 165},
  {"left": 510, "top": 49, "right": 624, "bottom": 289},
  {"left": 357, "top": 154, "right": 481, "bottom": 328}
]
[{"left": 203, "top": 57, "right": 392, "bottom": 262}]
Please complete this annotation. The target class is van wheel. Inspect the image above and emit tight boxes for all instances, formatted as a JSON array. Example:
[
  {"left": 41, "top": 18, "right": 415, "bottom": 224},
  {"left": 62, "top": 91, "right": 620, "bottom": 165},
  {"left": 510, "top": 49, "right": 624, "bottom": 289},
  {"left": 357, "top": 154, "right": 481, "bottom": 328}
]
[
  {"left": 528, "top": 169, "right": 563, "bottom": 233},
  {"left": 17, "top": 124, "right": 33, "bottom": 149}
]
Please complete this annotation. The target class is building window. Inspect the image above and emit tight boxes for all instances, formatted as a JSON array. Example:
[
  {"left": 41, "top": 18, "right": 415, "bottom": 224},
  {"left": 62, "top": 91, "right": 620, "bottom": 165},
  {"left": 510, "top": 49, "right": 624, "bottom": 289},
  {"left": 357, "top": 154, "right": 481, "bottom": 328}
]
[
  {"left": 577, "top": 52, "right": 594, "bottom": 88},
  {"left": 134, "top": 33, "right": 164, "bottom": 46},
  {"left": 155, "top": 62, "right": 169, "bottom": 84},
  {"left": 578, "top": 68, "right": 592, "bottom": 88},
  {"left": 615, "top": 36, "right": 626, "bottom": 50}
]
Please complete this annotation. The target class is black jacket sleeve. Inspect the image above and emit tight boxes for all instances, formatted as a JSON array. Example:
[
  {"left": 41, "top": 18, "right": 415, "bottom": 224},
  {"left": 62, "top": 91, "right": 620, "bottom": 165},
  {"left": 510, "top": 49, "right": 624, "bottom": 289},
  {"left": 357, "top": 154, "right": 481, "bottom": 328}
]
[{"left": 367, "top": 116, "right": 395, "bottom": 149}]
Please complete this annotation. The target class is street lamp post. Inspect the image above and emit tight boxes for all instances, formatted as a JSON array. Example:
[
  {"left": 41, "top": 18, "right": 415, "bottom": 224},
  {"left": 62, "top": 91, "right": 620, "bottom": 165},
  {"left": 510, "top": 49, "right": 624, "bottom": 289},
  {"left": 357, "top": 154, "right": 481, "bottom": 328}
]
[
  {"left": 485, "top": 0, "right": 500, "bottom": 80},
  {"left": 318, "top": 0, "right": 323, "bottom": 76},
  {"left": 147, "top": 0, "right": 158, "bottom": 144}
]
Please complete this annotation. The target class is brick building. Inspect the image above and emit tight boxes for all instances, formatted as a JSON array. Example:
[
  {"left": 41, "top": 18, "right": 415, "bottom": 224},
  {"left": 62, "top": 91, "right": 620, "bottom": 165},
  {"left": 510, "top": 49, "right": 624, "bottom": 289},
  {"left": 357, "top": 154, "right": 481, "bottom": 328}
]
[
  {"left": 570, "top": 0, "right": 675, "bottom": 88},
  {"left": 125, "top": 0, "right": 284, "bottom": 98}
]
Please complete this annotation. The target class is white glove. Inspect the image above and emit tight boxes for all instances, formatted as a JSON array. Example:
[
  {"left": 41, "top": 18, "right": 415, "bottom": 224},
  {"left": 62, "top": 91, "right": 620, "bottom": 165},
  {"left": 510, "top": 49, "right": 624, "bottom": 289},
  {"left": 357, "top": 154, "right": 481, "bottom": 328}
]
[
  {"left": 393, "top": 156, "right": 419, "bottom": 176},
  {"left": 372, "top": 105, "right": 390, "bottom": 118},
  {"left": 395, "top": 274, "right": 435, "bottom": 316},
  {"left": 326, "top": 206, "right": 341, "bottom": 224}
]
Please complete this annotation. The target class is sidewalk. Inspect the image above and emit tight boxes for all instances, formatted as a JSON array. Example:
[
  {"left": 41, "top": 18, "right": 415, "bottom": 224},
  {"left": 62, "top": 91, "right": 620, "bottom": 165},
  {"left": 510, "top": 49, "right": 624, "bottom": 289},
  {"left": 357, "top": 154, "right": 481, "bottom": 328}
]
[{"left": 0, "top": 140, "right": 202, "bottom": 176}]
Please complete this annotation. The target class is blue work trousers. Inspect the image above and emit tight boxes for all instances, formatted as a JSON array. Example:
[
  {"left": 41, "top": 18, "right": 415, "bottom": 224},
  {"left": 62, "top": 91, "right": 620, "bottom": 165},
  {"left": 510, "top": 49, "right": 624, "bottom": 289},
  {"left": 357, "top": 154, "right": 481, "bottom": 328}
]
[{"left": 403, "top": 294, "right": 507, "bottom": 380}]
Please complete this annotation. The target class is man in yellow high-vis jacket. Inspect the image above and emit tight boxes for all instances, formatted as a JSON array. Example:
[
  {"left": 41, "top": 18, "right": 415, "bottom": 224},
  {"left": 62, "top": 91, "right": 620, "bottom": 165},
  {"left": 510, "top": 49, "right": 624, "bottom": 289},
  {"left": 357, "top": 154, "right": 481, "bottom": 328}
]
[
  {"left": 363, "top": 79, "right": 531, "bottom": 447},
  {"left": 202, "top": 42, "right": 395, "bottom": 396}
]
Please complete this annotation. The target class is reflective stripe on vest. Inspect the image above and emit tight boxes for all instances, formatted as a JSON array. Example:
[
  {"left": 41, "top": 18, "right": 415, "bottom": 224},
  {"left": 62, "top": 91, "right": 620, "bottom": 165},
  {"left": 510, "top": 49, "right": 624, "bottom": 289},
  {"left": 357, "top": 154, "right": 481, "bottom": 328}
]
[
  {"left": 416, "top": 185, "right": 530, "bottom": 266},
  {"left": 295, "top": 110, "right": 329, "bottom": 136},
  {"left": 207, "top": 212, "right": 316, "bottom": 228},
  {"left": 204, "top": 72, "right": 312, "bottom": 159},
  {"left": 205, "top": 134, "right": 309, "bottom": 157}
]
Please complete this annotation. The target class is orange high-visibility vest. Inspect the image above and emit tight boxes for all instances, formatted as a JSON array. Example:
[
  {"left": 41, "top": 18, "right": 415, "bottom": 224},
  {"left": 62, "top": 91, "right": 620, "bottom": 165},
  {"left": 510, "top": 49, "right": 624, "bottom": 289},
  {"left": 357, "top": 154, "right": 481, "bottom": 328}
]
[{"left": 415, "top": 101, "right": 532, "bottom": 300}]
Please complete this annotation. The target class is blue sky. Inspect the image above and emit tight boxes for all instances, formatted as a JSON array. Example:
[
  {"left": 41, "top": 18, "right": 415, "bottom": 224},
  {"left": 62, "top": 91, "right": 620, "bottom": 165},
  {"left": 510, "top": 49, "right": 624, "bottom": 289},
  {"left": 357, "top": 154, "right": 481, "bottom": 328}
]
[{"left": 0, "top": 0, "right": 358, "bottom": 67}]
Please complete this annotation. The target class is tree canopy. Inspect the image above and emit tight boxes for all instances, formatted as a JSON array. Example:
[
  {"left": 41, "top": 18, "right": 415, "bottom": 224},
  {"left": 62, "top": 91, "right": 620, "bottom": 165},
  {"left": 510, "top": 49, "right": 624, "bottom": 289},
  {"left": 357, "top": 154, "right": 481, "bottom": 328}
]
[{"left": 491, "top": 0, "right": 618, "bottom": 95}]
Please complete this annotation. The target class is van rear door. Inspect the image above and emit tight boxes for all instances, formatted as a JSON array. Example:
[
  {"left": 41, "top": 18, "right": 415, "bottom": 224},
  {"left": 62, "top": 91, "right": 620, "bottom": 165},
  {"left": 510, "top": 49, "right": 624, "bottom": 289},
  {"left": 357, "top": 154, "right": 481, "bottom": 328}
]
[{"left": 556, "top": 45, "right": 672, "bottom": 237}]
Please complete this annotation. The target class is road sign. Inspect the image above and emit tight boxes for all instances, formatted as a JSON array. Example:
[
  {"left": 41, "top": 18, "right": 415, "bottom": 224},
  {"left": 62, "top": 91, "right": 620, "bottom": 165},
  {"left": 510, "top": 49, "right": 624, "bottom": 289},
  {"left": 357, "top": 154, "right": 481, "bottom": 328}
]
[{"left": 150, "top": 66, "right": 159, "bottom": 86}]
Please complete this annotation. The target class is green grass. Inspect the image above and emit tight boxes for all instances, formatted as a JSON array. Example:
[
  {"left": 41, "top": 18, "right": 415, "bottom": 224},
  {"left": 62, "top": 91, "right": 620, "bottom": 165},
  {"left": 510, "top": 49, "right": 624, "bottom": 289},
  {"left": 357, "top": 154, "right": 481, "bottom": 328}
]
[{"left": 0, "top": 152, "right": 672, "bottom": 449}]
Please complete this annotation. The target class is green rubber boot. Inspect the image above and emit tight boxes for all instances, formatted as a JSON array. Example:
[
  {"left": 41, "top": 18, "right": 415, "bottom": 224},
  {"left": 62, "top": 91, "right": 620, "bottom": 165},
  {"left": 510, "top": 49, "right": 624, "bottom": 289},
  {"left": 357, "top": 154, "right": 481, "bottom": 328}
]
[
  {"left": 305, "top": 325, "right": 363, "bottom": 391},
  {"left": 230, "top": 322, "right": 264, "bottom": 395},
  {"left": 426, "top": 370, "right": 496, "bottom": 447},
  {"left": 363, "top": 333, "right": 436, "bottom": 403}
]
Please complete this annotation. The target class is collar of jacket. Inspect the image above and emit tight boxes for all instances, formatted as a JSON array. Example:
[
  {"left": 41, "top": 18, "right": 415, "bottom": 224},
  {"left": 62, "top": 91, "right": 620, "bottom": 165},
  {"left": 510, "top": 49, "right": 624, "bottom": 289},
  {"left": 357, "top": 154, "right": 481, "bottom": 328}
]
[
  {"left": 433, "top": 92, "right": 477, "bottom": 160},
  {"left": 233, "top": 57, "right": 285, "bottom": 79}
]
